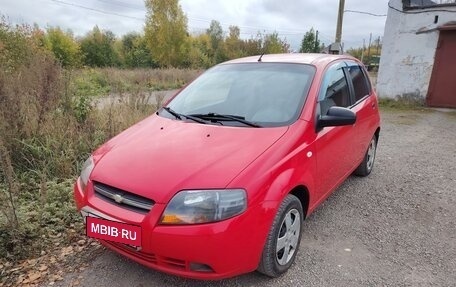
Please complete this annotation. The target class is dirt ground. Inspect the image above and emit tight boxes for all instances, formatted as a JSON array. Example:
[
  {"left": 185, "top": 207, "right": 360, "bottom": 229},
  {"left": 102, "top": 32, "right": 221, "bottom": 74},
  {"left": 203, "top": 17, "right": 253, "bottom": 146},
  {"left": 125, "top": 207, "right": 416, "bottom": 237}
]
[{"left": 44, "top": 108, "right": 456, "bottom": 287}]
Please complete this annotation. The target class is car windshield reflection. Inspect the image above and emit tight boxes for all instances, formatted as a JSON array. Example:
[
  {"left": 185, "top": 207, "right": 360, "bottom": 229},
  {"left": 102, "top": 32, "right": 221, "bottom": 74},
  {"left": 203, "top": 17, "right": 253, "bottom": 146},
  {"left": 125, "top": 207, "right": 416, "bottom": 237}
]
[{"left": 161, "top": 63, "right": 316, "bottom": 127}]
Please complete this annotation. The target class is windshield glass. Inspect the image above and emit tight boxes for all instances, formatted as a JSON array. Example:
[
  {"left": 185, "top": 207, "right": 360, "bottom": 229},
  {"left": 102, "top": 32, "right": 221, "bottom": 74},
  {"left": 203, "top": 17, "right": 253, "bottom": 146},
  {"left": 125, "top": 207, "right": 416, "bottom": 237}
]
[{"left": 163, "top": 63, "right": 315, "bottom": 127}]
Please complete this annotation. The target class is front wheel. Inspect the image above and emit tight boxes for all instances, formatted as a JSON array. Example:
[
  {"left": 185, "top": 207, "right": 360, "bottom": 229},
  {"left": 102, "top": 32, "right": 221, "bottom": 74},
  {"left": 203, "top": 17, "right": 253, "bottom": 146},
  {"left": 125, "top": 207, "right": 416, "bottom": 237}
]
[
  {"left": 354, "top": 135, "right": 378, "bottom": 176},
  {"left": 257, "top": 194, "right": 303, "bottom": 277}
]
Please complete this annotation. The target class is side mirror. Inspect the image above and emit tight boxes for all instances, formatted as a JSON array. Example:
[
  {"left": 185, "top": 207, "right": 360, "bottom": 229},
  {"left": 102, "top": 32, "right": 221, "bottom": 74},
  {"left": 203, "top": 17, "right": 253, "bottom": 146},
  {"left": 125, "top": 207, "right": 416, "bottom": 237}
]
[{"left": 318, "top": 106, "right": 356, "bottom": 129}]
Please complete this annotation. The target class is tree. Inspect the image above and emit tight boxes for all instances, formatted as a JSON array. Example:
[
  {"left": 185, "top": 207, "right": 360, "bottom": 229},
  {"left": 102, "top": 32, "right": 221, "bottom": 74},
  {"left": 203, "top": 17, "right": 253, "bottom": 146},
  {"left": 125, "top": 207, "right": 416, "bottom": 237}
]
[
  {"left": 80, "top": 26, "right": 120, "bottom": 67},
  {"left": 121, "top": 33, "right": 156, "bottom": 68},
  {"left": 185, "top": 33, "right": 212, "bottom": 68},
  {"left": 263, "top": 32, "right": 290, "bottom": 54},
  {"left": 207, "top": 20, "right": 223, "bottom": 52},
  {"left": 241, "top": 32, "right": 290, "bottom": 56},
  {"left": 242, "top": 33, "right": 263, "bottom": 56},
  {"left": 225, "top": 25, "right": 243, "bottom": 59},
  {"left": 144, "top": 0, "right": 188, "bottom": 67},
  {"left": 45, "top": 27, "right": 81, "bottom": 67},
  {"left": 205, "top": 20, "right": 227, "bottom": 63},
  {"left": 299, "top": 28, "right": 321, "bottom": 53}
]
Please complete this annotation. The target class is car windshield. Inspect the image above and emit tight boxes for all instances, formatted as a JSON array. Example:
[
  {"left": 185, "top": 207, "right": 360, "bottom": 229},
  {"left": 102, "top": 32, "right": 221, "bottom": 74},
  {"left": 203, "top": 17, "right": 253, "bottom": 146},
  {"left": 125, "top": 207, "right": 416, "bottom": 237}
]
[{"left": 162, "top": 63, "right": 315, "bottom": 127}]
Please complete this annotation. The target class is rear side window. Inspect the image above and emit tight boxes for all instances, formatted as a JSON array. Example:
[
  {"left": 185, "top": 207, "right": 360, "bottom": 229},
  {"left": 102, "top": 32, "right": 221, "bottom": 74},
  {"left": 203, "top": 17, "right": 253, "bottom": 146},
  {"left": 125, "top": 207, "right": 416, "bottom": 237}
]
[{"left": 348, "top": 65, "right": 370, "bottom": 102}]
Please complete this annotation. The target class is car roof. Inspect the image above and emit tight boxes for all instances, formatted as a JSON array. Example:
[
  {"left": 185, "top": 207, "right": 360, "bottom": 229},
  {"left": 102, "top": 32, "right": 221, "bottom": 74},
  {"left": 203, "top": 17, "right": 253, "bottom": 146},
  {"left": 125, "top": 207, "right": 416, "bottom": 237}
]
[{"left": 222, "top": 53, "right": 359, "bottom": 68}]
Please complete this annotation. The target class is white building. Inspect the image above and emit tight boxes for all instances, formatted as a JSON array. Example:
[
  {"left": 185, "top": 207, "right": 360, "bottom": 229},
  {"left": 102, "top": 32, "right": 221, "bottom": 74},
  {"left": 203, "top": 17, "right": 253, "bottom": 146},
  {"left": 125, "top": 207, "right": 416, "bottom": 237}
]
[{"left": 377, "top": 0, "right": 456, "bottom": 108}]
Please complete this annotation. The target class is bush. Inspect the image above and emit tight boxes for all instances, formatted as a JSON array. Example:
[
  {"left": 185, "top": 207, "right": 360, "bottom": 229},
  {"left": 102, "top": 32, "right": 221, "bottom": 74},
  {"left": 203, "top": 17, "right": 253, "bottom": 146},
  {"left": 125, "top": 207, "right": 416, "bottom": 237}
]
[{"left": 0, "top": 20, "right": 157, "bottom": 261}]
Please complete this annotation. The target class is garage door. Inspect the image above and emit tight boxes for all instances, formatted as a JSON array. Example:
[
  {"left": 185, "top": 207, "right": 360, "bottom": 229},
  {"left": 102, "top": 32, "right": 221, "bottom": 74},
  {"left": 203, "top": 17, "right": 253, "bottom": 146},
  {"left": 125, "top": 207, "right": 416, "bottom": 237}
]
[{"left": 427, "top": 27, "right": 456, "bottom": 108}]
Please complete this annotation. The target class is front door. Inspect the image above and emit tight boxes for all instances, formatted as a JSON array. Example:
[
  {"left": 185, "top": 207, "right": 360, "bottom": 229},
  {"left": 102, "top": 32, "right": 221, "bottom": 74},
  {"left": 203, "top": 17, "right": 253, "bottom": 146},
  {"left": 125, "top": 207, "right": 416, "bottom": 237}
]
[{"left": 315, "top": 62, "right": 358, "bottom": 198}]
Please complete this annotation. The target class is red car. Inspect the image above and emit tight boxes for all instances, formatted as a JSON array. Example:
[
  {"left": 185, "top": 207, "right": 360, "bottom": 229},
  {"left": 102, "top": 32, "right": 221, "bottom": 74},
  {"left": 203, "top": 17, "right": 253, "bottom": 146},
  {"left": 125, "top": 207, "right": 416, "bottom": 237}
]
[{"left": 74, "top": 53, "right": 380, "bottom": 280}]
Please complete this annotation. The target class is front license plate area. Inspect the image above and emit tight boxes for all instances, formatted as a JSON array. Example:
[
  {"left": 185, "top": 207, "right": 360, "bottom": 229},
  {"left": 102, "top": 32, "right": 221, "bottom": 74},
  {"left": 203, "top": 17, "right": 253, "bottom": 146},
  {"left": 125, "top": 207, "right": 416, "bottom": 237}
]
[{"left": 86, "top": 216, "right": 142, "bottom": 247}]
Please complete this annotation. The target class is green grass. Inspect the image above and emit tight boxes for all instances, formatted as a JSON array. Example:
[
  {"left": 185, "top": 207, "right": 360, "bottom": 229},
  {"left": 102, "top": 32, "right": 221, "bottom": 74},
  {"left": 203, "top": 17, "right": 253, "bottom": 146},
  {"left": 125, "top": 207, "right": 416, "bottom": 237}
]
[
  {"left": 0, "top": 179, "right": 81, "bottom": 260},
  {"left": 70, "top": 68, "right": 201, "bottom": 98},
  {"left": 378, "top": 97, "right": 426, "bottom": 110}
]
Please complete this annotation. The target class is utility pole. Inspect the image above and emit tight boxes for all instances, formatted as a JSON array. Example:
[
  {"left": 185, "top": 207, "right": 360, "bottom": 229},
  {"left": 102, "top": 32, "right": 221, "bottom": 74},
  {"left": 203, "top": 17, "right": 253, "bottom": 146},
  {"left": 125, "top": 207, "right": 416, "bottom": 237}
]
[
  {"left": 367, "top": 33, "right": 372, "bottom": 63},
  {"left": 361, "top": 38, "right": 365, "bottom": 63},
  {"left": 314, "top": 30, "right": 319, "bottom": 52},
  {"left": 335, "top": 0, "right": 345, "bottom": 44},
  {"left": 329, "top": 0, "right": 345, "bottom": 54},
  {"left": 376, "top": 36, "right": 381, "bottom": 54}
]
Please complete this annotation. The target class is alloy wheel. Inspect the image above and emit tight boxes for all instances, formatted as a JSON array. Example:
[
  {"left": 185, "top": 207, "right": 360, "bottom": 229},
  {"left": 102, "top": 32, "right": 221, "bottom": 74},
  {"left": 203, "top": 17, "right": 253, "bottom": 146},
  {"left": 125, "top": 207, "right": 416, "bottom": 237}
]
[{"left": 276, "top": 209, "right": 301, "bottom": 265}]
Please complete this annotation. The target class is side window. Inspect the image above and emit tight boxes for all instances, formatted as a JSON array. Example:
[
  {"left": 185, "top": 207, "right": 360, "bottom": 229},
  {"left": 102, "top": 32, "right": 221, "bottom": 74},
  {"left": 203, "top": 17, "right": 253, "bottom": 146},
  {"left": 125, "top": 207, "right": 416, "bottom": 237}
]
[
  {"left": 318, "top": 63, "right": 351, "bottom": 115},
  {"left": 347, "top": 65, "right": 371, "bottom": 102}
]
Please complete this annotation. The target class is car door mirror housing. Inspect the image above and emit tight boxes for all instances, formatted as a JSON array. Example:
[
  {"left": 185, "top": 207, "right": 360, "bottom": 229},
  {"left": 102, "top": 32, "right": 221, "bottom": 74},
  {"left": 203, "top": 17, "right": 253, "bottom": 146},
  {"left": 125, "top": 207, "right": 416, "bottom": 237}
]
[{"left": 318, "top": 106, "right": 356, "bottom": 129}]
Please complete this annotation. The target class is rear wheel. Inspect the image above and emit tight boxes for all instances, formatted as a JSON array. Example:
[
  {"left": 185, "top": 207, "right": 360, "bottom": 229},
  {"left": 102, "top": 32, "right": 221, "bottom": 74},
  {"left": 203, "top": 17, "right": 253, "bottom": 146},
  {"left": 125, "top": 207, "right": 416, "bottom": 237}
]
[
  {"left": 257, "top": 194, "right": 303, "bottom": 277},
  {"left": 354, "top": 135, "right": 377, "bottom": 176}
]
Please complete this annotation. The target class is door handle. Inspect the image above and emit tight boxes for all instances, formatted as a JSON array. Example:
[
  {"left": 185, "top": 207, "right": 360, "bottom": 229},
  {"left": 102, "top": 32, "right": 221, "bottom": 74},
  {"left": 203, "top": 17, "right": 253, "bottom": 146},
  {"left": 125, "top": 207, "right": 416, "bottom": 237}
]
[{"left": 371, "top": 102, "right": 377, "bottom": 109}]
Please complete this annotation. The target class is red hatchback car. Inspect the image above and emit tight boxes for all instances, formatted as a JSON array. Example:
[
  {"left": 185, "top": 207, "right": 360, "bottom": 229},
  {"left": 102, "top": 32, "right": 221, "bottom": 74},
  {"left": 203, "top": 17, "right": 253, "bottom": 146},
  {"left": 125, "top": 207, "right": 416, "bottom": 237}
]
[{"left": 74, "top": 53, "right": 380, "bottom": 280}]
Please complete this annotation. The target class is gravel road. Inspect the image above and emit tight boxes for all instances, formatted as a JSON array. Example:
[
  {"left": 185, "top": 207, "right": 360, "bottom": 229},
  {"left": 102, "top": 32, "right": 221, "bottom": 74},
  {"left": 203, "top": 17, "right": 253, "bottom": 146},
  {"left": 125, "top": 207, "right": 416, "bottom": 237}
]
[{"left": 50, "top": 108, "right": 456, "bottom": 287}]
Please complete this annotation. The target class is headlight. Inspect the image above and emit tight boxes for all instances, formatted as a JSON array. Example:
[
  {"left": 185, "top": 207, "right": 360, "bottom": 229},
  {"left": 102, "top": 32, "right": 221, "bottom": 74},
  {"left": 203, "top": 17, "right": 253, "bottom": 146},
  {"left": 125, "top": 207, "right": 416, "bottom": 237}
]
[
  {"left": 78, "top": 156, "right": 94, "bottom": 193},
  {"left": 160, "top": 189, "right": 247, "bottom": 224}
]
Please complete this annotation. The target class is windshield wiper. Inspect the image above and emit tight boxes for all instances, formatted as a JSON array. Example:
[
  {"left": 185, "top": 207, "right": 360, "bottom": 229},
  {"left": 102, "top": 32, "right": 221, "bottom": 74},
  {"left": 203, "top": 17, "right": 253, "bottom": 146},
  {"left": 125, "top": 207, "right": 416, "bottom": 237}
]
[
  {"left": 162, "top": 107, "right": 207, "bottom": 124},
  {"left": 189, "top": 113, "right": 262, "bottom": 128}
]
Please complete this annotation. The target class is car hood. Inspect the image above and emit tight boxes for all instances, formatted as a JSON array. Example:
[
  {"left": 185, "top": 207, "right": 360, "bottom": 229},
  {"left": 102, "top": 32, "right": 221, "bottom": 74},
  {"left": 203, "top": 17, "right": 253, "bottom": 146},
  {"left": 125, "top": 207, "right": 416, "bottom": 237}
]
[{"left": 90, "top": 115, "right": 288, "bottom": 203}]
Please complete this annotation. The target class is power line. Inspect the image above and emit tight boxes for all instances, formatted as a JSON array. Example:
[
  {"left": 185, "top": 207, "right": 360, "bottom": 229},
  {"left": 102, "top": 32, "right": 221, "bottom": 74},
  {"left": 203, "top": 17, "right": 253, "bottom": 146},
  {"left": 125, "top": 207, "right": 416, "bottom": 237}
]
[
  {"left": 344, "top": 10, "right": 387, "bottom": 17},
  {"left": 49, "top": 0, "right": 311, "bottom": 36},
  {"left": 89, "top": 0, "right": 324, "bottom": 34},
  {"left": 91, "top": 0, "right": 313, "bottom": 34},
  {"left": 186, "top": 16, "right": 312, "bottom": 34},
  {"left": 94, "top": 0, "right": 144, "bottom": 11},
  {"left": 46, "top": 0, "right": 333, "bottom": 41},
  {"left": 49, "top": 0, "right": 144, "bottom": 21}
]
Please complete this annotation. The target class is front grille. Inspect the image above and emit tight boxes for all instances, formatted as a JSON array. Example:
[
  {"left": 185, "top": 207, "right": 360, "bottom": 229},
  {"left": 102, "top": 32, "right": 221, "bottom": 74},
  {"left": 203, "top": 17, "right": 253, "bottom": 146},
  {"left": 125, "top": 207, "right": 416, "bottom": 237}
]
[{"left": 93, "top": 182, "right": 154, "bottom": 213}]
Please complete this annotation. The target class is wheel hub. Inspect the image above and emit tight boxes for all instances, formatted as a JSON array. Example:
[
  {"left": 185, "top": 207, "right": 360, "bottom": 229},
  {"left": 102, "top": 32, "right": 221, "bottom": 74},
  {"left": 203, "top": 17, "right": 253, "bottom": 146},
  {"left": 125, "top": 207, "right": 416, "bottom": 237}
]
[{"left": 276, "top": 209, "right": 301, "bottom": 266}]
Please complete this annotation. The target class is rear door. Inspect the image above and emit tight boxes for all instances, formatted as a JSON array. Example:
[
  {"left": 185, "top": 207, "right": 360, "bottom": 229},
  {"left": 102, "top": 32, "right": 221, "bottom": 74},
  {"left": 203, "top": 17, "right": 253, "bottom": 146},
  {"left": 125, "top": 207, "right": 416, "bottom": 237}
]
[{"left": 345, "top": 61, "right": 379, "bottom": 163}]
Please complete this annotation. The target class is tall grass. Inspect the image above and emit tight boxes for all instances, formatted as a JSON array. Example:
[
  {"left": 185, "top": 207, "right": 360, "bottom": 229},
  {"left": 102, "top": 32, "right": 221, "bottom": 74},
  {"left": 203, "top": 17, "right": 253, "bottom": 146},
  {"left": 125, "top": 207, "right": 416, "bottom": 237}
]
[
  {"left": 70, "top": 67, "right": 201, "bottom": 98},
  {"left": 0, "top": 20, "right": 199, "bottom": 261}
]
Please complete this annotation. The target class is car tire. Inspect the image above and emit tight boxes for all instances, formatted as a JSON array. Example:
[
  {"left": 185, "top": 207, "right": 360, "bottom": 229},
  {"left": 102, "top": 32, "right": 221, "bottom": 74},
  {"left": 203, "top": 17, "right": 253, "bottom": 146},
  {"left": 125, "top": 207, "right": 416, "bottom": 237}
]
[
  {"left": 257, "top": 194, "right": 303, "bottom": 278},
  {"left": 354, "top": 135, "right": 378, "bottom": 177}
]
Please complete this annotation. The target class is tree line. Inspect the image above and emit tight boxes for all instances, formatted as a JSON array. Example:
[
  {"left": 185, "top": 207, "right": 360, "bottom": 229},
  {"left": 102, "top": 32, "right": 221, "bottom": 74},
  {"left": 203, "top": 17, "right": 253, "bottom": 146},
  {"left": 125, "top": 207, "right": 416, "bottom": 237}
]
[{"left": 22, "top": 0, "right": 325, "bottom": 69}]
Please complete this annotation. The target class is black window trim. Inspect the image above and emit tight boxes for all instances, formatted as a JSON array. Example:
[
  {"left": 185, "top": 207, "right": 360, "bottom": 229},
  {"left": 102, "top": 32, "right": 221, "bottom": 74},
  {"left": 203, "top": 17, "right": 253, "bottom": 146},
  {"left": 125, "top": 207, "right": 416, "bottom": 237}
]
[
  {"left": 344, "top": 61, "right": 372, "bottom": 108},
  {"left": 343, "top": 66, "right": 356, "bottom": 107},
  {"left": 315, "top": 60, "right": 353, "bottom": 126}
]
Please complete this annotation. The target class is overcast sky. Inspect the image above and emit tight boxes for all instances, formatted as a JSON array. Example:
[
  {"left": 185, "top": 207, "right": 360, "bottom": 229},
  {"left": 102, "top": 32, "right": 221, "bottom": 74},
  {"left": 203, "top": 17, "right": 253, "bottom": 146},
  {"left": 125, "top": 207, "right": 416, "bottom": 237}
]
[{"left": 0, "top": 0, "right": 390, "bottom": 50}]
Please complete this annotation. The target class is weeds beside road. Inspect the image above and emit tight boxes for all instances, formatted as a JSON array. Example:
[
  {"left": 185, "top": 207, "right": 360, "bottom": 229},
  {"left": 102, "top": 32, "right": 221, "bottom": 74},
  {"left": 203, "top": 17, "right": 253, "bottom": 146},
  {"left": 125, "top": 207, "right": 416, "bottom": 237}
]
[
  {"left": 0, "top": 21, "right": 199, "bottom": 271},
  {"left": 0, "top": 69, "right": 194, "bottom": 261}
]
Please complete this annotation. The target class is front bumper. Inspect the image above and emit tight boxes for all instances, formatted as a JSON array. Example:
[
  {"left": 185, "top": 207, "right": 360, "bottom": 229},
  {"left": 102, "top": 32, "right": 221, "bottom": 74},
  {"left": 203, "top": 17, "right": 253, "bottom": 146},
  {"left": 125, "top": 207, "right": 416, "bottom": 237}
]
[{"left": 74, "top": 179, "right": 277, "bottom": 280}]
